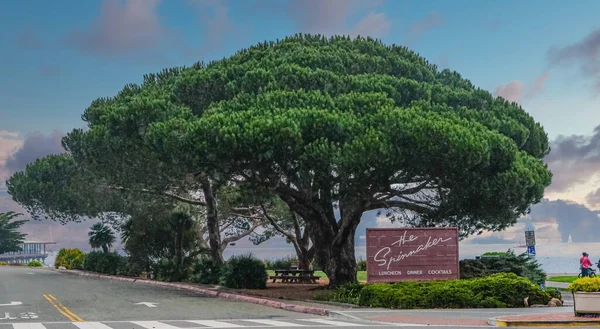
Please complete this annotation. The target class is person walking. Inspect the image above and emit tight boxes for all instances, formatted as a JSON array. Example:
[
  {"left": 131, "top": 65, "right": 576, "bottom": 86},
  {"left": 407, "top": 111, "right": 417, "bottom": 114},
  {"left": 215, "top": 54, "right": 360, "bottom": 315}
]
[{"left": 581, "top": 252, "right": 593, "bottom": 277}]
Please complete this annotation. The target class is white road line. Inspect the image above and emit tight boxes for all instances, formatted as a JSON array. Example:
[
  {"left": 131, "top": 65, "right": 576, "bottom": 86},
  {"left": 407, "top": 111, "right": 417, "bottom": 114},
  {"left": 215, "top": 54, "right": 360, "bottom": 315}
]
[
  {"left": 73, "top": 322, "right": 115, "bottom": 329},
  {"left": 12, "top": 324, "right": 47, "bottom": 329},
  {"left": 300, "top": 319, "right": 366, "bottom": 326},
  {"left": 187, "top": 320, "right": 244, "bottom": 327},
  {"left": 243, "top": 319, "right": 304, "bottom": 327},
  {"left": 130, "top": 321, "right": 181, "bottom": 329}
]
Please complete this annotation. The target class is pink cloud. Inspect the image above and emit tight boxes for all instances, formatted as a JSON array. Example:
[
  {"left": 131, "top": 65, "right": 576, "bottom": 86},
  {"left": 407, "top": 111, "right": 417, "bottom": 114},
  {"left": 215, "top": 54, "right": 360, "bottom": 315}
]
[
  {"left": 66, "top": 0, "right": 172, "bottom": 56},
  {"left": 350, "top": 12, "right": 391, "bottom": 38},
  {"left": 494, "top": 71, "right": 551, "bottom": 103},
  {"left": 405, "top": 12, "right": 445, "bottom": 46},
  {"left": 494, "top": 80, "right": 523, "bottom": 103}
]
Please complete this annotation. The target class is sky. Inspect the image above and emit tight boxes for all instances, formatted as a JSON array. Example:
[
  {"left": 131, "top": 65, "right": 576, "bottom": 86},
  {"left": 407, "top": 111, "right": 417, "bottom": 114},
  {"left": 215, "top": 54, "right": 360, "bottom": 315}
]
[{"left": 0, "top": 0, "right": 599, "bottom": 247}]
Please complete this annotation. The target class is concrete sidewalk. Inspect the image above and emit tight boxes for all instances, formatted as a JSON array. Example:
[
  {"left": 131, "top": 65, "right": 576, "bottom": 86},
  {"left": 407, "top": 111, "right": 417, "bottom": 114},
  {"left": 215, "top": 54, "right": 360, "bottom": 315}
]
[
  {"left": 332, "top": 307, "right": 575, "bottom": 327},
  {"left": 491, "top": 312, "right": 600, "bottom": 327}
]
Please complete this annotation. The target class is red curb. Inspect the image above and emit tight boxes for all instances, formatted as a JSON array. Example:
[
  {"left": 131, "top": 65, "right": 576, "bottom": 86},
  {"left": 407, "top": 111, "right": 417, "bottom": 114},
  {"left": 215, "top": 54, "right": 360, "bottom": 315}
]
[{"left": 58, "top": 269, "right": 329, "bottom": 316}]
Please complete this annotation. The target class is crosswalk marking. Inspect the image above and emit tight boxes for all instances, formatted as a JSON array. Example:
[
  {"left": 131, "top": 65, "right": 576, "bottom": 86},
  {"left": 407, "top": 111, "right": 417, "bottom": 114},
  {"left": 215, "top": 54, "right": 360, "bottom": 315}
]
[
  {"left": 244, "top": 319, "right": 304, "bottom": 327},
  {"left": 300, "top": 319, "right": 366, "bottom": 326},
  {"left": 11, "top": 324, "right": 46, "bottom": 329},
  {"left": 4, "top": 318, "right": 391, "bottom": 328},
  {"left": 73, "top": 322, "right": 114, "bottom": 329},
  {"left": 130, "top": 321, "right": 181, "bottom": 329},
  {"left": 187, "top": 320, "right": 244, "bottom": 327}
]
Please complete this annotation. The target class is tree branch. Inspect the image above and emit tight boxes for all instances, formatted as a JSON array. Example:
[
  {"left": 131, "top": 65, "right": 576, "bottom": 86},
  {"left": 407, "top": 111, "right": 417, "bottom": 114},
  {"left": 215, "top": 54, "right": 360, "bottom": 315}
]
[
  {"left": 221, "top": 222, "right": 261, "bottom": 247},
  {"left": 102, "top": 185, "right": 207, "bottom": 206},
  {"left": 366, "top": 199, "right": 435, "bottom": 214},
  {"left": 260, "top": 204, "right": 297, "bottom": 242}
]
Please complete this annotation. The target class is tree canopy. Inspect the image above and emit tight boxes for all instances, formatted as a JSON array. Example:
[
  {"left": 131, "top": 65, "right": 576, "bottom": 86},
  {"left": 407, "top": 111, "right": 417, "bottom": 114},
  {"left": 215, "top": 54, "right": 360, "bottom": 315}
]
[
  {"left": 0, "top": 212, "right": 27, "bottom": 254},
  {"left": 7, "top": 34, "right": 552, "bottom": 286},
  {"left": 146, "top": 35, "right": 552, "bottom": 284},
  {"left": 88, "top": 222, "right": 116, "bottom": 254}
]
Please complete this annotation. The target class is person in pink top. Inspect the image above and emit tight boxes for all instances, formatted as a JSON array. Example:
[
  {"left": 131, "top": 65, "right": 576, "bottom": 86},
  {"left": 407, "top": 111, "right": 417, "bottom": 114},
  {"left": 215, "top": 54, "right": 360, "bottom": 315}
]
[{"left": 581, "top": 252, "right": 593, "bottom": 277}]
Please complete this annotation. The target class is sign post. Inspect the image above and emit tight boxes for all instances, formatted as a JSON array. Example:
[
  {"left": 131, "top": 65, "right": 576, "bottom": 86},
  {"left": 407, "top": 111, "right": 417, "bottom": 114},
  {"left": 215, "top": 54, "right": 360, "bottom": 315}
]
[
  {"left": 525, "top": 230, "right": 536, "bottom": 257},
  {"left": 366, "top": 228, "right": 459, "bottom": 283}
]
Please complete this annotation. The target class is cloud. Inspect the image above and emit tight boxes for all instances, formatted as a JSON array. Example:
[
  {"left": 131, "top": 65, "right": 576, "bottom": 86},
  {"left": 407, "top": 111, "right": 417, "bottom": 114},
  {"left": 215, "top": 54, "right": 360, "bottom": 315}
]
[
  {"left": 586, "top": 188, "right": 600, "bottom": 208},
  {"left": 0, "top": 131, "right": 23, "bottom": 184},
  {"left": 494, "top": 80, "right": 523, "bottom": 103},
  {"left": 493, "top": 71, "right": 551, "bottom": 103},
  {"left": 547, "top": 27, "right": 600, "bottom": 90},
  {"left": 349, "top": 12, "right": 391, "bottom": 38},
  {"left": 183, "top": 0, "right": 240, "bottom": 58},
  {"left": 283, "top": 0, "right": 390, "bottom": 38},
  {"left": 12, "top": 27, "right": 44, "bottom": 50},
  {"left": 544, "top": 124, "right": 600, "bottom": 193},
  {"left": 65, "top": 0, "right": 172, "bottom": 57},
  {"left": 2, "top": 131, "right": 65, "bottom": 177},
  {"left": 405, "top": 12, "right": 444, "bottom": 46},
  {"left": 466, "top": 199, "right": 600, "bottom": 244}
]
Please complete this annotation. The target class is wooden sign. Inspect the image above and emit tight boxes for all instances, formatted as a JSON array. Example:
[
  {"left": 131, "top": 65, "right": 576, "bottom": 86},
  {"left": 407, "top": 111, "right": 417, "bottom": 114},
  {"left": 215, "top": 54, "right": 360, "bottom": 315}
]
[{"left": 366, "top": 228, "right": 460, "bottom": 283}]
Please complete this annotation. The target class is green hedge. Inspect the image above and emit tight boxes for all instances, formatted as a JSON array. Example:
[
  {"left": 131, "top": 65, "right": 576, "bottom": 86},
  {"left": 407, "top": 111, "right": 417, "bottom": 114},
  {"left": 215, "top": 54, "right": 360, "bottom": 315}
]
[
  {"left": 460, "top": 251, "right": 546, "bottom": 285},
  {"left": 321, "top": 273, "right": 550, "bottom": 309},
  {"left": 27, "top": 260, "right": 43, "bottom": 267},
  {"left": 220, "top": 254, "right": 267, "bottom": 289},
  {"left": 54, "top": 248, "right": 86, "bottom": 270},
  {"left": 83, "top": 251, "right": 123, "bottom": 275}
]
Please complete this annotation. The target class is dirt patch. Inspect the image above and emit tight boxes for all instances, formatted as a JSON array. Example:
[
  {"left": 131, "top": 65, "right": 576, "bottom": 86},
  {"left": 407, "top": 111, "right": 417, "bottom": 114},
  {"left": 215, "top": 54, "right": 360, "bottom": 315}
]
[{"left": 236, "top": 279, "right": 331, "bottom": 301}]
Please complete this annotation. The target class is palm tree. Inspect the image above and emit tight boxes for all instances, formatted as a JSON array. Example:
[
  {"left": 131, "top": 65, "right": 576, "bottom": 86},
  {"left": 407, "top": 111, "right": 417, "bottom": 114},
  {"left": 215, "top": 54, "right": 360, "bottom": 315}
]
[
  {"left": 0, "top": 212, "right": 27, "bottom": 254},
  {"left": 88, "top": 222, "right": 116, "bottom": 253}
]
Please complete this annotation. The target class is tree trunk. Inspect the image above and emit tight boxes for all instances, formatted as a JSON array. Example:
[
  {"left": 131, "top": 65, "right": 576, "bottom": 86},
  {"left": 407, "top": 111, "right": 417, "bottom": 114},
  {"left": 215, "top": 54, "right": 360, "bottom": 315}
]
[
  {"left": 101, "top": 245, "right": 109, "bottom": 254},
  {"left": 305, "top": 202, "right": 362, "bottom": 287},
  {"left": 201, "top": 180, "right": 224, "bottom": 265}
]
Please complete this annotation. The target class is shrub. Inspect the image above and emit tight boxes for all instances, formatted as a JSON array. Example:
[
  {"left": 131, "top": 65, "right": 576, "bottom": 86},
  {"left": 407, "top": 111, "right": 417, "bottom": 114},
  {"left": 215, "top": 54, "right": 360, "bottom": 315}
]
[
  {"left": 83, "top": 251, "right": 123, "bottom": 275},
  {"left": 220, "top": 254, "right": 267, "bottom": 289},
  {"left": 54, "top": 248, "right": 86, "bottom": 270},
  {"left": 27, "top": 260, "right": 43, "bottom": 267},
  {"left": 322, "top": 273, "right": 549, "bottom": 309},
  {"left": 0, "top": 261, "right": 7, "bottom": 265},
  {"left": 545, "top": 287, "right": 562, "bottom": 301},
  {"left": 191, "top": 258, "right": 222, "bottom": 284},
  {"left": 153, "top": 258, "right": 193, "bottom": 282},
  {"left": 116, "top": 256, "right": 142, "bottom": 277},
  {"left": 460, "top": 251, "right": 546, "bottom": 285},
  {"left": 568, "top": 277, "right": 600, "bottom": 292},
  {"left": 356, "top": 259, "right": 367, "bottom": 271},
  {"left": 270, "top": 257, "right": 294, "bottom": 270}
]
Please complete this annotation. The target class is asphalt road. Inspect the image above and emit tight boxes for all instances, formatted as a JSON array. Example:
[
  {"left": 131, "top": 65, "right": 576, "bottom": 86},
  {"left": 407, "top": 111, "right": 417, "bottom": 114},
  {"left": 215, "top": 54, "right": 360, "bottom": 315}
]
[{"left": 0, "top": 266, "right": 395, "bottom": 328}]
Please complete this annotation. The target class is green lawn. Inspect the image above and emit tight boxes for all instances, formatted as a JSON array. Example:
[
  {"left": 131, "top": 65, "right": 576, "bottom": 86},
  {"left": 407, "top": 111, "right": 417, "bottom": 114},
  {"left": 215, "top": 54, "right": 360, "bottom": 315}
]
[
  {"left": 266, "top": 270, "right": 367, "bottom": 282},
  {"left": 547, "top": 276, "right": 578, "bottom": 283}
]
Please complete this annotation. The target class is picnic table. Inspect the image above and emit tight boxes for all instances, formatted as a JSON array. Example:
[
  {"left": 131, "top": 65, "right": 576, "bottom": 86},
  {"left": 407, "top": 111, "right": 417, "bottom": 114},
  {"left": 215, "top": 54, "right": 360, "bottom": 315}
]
[{"left": 269, "top": 269, "right": 320, "bottom": 283}]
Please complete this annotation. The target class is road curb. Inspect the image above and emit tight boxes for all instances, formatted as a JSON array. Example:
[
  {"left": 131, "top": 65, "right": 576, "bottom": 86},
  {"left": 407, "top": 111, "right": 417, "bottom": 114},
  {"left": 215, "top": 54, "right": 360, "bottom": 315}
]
[
  {"left": 58, "top": 270, "right": 330, "bottom": 316},
  {"left": 488, "top": 316, "right": 600, "bottom": 327}
]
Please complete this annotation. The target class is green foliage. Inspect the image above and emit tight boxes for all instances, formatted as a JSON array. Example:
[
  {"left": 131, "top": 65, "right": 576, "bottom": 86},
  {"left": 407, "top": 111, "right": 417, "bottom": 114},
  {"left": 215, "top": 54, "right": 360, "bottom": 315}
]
[
  {"left": 219, "top": 254, "right": 267, "bottom": 289},
  {"left": 460, "top": 251, "right": 546, "bottom": 285},
  {"left": 88, "top": 222, "right": 116, "bottom": 253},
  {"left": 83, "top": 251, "right": 123, "bottom": 275},
  {"left": 190, "top": 258, "right": 223, "bottom": 284},
  {"left": 481, "top": 251, "right": 510, "bottom": 257},
  {"left": 545, "top": 287, "right": 562, "bottom": 301},
  {"left": 154, "top": 258, "right": 193, "bottom": 282},
  {"left": 27, "top": 260, "right": 43, "bottom": 267},
  {"left": 356, "top": 260, "right": 367, "bottom": 271},
  {"left": 568, "top": 277, "right": 600, "bottom": 292},
  {"left": 0, "top": 261, "right": 7, "bottom": 265},
  {"left": 264, "top": 257, "right": 294, "bottom": 270},
  {"left": 116, "top": 256, "right": 143, "bottom": 277},
  {"left": 54, "top": 248, "right": 86, "bottom": 270},
  {"left": 0, "top": 212, "right": 27, "bottom": 254},
  {"left": 324, "top": 273, "right": 548, "bottom": 309}
]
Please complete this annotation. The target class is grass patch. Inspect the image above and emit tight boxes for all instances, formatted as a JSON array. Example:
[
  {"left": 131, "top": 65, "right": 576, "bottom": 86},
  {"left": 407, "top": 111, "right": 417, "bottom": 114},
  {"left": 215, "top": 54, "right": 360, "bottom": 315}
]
[
  {"left": 266, "top": 270, "right": 367, "bottom": 281},
  {"left": 548, "top": 276, "right": 578, "bottom": 283}
]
